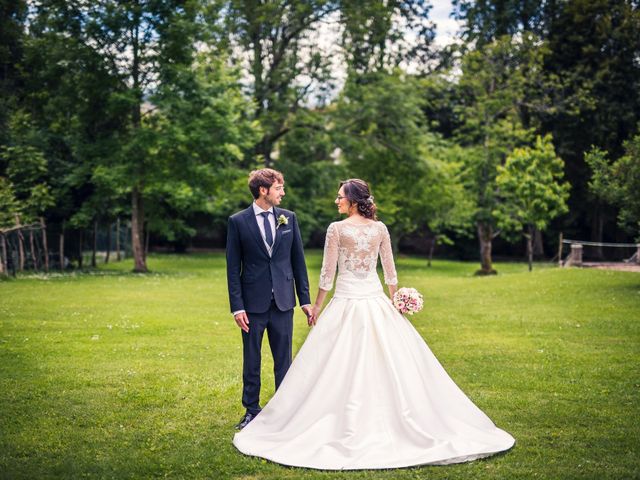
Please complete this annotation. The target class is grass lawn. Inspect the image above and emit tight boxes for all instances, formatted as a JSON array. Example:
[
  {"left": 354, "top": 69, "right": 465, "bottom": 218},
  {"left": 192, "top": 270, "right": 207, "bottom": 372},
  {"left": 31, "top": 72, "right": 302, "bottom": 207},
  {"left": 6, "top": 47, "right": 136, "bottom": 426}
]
[{"left": 1, "top": 252, "right": 639, "bottom": 479}]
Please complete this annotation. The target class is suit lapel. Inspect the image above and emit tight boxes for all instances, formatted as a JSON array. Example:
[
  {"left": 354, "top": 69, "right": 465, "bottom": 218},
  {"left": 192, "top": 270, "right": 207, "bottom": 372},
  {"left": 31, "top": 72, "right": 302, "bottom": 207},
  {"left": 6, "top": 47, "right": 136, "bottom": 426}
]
[{"left": 244, "top": 206, "right": 270, "bottom": 257}]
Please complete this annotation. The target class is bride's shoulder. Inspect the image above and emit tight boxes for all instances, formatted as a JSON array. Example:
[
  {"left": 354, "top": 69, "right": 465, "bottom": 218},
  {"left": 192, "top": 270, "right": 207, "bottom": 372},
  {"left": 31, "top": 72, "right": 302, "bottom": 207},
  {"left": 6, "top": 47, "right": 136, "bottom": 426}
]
[
  {"left": 326, "top": 221, "right": 341, "bottom": 232},
  {"left": 332, "top": 219, "right": 355, "bottom": 228}
]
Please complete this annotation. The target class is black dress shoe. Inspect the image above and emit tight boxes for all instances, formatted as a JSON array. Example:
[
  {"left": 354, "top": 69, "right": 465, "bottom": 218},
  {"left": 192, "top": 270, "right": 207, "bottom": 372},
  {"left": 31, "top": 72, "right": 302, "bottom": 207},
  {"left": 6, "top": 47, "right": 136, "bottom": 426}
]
[{"left": 235, "top": 412, "right": 257, "bottom": 430}]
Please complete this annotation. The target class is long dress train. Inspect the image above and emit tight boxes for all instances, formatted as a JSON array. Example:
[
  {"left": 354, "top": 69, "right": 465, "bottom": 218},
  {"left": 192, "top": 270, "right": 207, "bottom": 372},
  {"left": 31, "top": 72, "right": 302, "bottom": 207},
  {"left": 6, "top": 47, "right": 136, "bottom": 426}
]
[{"left": 233, "top": 220, "right": 515, "bottom": 469}]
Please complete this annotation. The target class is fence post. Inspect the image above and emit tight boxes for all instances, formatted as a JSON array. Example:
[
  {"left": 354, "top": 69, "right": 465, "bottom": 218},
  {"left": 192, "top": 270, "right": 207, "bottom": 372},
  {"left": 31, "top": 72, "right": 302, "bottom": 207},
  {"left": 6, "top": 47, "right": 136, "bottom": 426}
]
[
  {"left": 29, "top": 229, "right": 38, "bottom": 271},
  {"left": 41, "top": 217, "right": 49, "bottom": 273},
  {"left": 636, "top": 244, "right": 640, "bottom": 265},
  {"left": 558, "top": 233, "right": 563, "bottom": 267},
  {"left": 570, "top": 243, "right": 583, "bottom": 267},
  {"left": 125, "top": 222, "right": 131, "bottom": 258},
  {"left": 116, "top": 218, "right": 122, "bottom": 261},
  {"left": 15, "top": 215, "right": 25, "bottom": 272},
  {"left": 105, "top": 223, "right": 111, "bottom": 264}
]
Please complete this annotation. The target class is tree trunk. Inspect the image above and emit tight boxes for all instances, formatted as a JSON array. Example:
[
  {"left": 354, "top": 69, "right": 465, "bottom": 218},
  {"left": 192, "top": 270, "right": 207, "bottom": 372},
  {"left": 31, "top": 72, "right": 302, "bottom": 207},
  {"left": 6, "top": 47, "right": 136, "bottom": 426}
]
[
  {"left": 427, "top": 236, "right": 436, "bottom": 268},
  {"left": 131, "top": 186, "right": 147, "bottom": 272},
  {"left": 476, "top": 222, "right": 497, "bottom": 275},
  {"left": 59, "top": 221, "right": 65, "bottom": 272},
  {"left": 130, "top": 15, "right": 147, "bottom": 273},
  {"left": 41, "top": 217, "right": 49, "bottom": 273},
  {"left": 0, "top": 234, "right": 7, "bottom": 276},
  {"left": 526, "top": 225, "right": 534, "bottom": 272},
  {"left": 116, "top": 218, "right": 121, "bottom": 261},
  {"left": 105, "top": 223, "right": 111, "bottom": 264},
  {"left": 533, "top": 227, "right": 544, "bottom": 258},
  {"left": 78, "top": 229, "right": 84, "bottom": 269},
  {"left": 91, "top": 220, "right": 98, "bottom": 267},
  {"left": 17, "top": 230, "right": 25, "bottom": 271},
  {"left": 125, "top": 222, "right": 131, "bottom": 259},
  {"left": 15, "top": 215, "right": 25, "bottom": 272},
  {"left": 144, "top": 222, "right": 150, "bottom": 259},
  {"left": 29, "top": 229, "right": 38, "bottom": 271},
  {"left": 558, "top": 232, "right": 564, "bottom": 267}
]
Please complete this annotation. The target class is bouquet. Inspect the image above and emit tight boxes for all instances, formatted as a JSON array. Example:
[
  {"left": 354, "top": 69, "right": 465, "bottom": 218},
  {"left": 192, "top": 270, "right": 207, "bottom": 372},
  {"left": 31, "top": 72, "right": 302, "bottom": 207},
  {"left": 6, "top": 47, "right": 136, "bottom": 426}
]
[{"left": 392, "top": 287, "right": 424, "bottom": 315}]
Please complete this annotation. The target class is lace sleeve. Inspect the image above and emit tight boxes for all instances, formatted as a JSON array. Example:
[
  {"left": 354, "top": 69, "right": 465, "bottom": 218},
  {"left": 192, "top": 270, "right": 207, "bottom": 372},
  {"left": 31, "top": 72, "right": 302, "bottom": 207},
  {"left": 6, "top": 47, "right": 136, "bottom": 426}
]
[
  {"left": 379, "top": 223, "right": 398, "bottom": 285},
  {"left": 319, "top": 222, "right": 339, "bottom": 290}
]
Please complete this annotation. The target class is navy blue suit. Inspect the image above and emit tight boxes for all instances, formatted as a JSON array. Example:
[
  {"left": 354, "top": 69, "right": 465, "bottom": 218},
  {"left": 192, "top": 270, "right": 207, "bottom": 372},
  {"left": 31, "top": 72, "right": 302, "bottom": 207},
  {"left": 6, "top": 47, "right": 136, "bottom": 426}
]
[{"left": 226, "top": 205, "right": 310, "bottom": 415}]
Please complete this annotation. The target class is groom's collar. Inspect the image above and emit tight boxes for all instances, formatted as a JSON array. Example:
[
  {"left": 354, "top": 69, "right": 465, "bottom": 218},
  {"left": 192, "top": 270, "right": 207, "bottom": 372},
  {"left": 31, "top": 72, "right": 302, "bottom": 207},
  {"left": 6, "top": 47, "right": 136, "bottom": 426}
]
[{"left": 252, "top": 202, "right": 274, "bottom": 216}]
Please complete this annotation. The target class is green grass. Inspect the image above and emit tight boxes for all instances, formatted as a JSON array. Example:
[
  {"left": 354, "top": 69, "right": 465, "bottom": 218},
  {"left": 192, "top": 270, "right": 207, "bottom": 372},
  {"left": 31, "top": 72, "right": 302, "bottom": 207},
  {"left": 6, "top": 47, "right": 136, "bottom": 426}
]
[{"left": 1, "top": 252, "right": 639, "bottom": 479}]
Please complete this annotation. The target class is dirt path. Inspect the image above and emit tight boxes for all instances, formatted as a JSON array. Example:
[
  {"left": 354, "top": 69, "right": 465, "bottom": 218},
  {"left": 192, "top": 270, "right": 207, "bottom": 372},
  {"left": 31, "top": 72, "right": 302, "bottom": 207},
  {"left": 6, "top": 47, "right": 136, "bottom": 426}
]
[{"left": 582, "top": 262, "right": 640, "bottom": 272}]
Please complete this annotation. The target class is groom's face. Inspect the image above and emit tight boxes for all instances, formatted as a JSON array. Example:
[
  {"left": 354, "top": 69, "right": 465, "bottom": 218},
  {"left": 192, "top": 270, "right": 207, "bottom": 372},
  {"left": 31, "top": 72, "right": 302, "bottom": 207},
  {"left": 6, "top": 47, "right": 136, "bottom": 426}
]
[{"left": 262, "top": 181, "right": 285, "bottom": 207}]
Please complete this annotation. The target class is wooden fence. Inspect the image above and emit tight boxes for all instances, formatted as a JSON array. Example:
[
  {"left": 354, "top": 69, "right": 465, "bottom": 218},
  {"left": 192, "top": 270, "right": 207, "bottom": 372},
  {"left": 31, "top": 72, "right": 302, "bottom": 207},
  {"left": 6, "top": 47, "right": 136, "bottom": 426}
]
[{"left": 0, "top": 218, "right": 130, "bottom": 277}]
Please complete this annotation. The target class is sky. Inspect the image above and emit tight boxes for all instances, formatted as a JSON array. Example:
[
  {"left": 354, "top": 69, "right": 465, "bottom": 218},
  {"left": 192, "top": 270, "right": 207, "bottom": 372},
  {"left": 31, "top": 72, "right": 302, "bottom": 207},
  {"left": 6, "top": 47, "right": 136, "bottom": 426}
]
[
  {"left": 431, "top": 0, "right": 463, "bottom": 47},
  {"left": 270, "top": 1, "right": 463, "bottom": 106}
]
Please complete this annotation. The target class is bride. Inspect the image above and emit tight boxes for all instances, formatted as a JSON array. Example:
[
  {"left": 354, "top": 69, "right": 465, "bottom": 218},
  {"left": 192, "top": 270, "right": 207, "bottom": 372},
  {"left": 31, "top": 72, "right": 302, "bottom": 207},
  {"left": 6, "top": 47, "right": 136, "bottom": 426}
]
[{"left": 233, "top": 178, "right": 515, "bottom": 470}]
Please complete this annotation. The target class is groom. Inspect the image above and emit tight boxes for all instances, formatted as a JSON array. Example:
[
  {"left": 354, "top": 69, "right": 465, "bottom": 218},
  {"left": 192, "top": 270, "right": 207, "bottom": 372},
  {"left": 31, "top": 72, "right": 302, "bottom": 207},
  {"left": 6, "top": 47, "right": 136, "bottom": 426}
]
[{"left": 226, "top": 168, "right": 312, "bottom": 430}]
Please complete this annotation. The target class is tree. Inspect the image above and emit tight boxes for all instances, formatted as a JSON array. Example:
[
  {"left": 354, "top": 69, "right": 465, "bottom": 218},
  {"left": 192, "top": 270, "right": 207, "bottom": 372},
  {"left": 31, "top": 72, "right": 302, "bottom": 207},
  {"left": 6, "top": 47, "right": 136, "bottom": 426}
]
[
  {"left": 28, "top": 0, "right": 227, "bottom": 272},
  {"left": 452, "top": 0, "right": 548, "bottom": 46},
  {"left": 453, "top": 0, "right": 640, "bottom": 251},
  {"left": 543, "top": 0, "right": 640, "bottom": 245},
  {"left": 0, "top": 0, "right": 27, "bottom": 147},
  {"left": 456, "top": 33, "right": 547, "bottom": 274},
  {"left": 586, "top": 131, "right": 640, "bottom": 238},
  {"left": 224, "top": 0, "right": 437, "bottom": 166},
  {"left": 612, "top": 133, "right": 640, "bottom": 237},
  {"left": 0, "top": 177, "right": 20, "bottom": 229},
  {"left": 420, "top": 135, "right": 476, "bottom": 265},
  {"left": 21, "top": 4, "right": 134, "bottom": 268},
  {"left": 18, "top": 1, "right": 259, "bottom": 271},
  {"left": 340, "top": 0, "right": 435, "bottom": 74},
  {"left": 224, "top": 0, "right": 339, "bottom": 165},
  {"left": 138, "top": 52, "right": 259, "bottom": 250},
  {"left": 494, "top": 134, "right": 570, "bottom": 271},
  {"left": 0, "top": 112, "right": 54, "bottom": 224},
  {"left": 275, "top": 107, "right": 347, "bottom": 244},
  {"left": 333, "top": 70, "right": 469, "bottom": 251}
]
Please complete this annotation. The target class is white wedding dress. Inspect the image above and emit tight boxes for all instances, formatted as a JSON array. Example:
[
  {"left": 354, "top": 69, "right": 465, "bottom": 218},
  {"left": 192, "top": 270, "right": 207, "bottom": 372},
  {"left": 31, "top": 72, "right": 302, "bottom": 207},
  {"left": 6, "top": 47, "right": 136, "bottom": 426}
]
[{"left": 233, "top": 220, "right": 515, "bottom": 470}]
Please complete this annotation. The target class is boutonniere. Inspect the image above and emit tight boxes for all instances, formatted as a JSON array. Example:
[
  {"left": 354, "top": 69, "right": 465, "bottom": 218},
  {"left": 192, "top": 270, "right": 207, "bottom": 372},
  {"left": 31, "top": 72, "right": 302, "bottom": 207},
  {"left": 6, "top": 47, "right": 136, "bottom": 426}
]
[{"left": 277, "top": 214, "right": 289, "bottom": 228}]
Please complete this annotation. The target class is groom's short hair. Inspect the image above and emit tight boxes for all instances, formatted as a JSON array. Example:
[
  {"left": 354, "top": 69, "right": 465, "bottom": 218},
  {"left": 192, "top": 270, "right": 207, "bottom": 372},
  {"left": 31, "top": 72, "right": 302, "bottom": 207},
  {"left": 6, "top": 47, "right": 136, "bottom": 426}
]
[{"left": 249, "top": 168, "right": 284, "bottom": 199}]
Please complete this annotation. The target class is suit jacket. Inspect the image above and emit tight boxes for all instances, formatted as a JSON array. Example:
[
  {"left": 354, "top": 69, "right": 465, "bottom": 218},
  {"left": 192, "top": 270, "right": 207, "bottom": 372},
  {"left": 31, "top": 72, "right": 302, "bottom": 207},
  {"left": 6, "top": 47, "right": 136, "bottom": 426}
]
[{"left": 226, "top": 205, "right": 311, "bottom": 314}]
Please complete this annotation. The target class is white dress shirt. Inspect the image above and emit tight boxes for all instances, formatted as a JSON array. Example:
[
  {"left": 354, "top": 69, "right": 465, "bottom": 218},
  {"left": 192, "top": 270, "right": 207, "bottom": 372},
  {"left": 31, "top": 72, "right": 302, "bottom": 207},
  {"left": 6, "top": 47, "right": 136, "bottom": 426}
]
[{"left": 253, "top": 202, "right": 276, "bottom": 254}]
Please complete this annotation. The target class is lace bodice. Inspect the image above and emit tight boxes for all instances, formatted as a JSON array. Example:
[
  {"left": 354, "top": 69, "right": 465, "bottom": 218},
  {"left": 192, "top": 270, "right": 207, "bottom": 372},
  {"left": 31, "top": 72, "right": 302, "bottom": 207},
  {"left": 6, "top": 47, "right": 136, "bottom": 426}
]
[{"left": 319, "top": 221, "right": 398, "bottom": 291}]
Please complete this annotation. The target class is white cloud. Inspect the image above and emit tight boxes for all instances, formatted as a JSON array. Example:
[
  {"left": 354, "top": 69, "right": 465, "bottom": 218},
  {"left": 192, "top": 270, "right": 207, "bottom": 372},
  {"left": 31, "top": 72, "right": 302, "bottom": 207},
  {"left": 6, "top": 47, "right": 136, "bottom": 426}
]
[{"left": 430, "top": 0, "right": 463, "bottom": 47}]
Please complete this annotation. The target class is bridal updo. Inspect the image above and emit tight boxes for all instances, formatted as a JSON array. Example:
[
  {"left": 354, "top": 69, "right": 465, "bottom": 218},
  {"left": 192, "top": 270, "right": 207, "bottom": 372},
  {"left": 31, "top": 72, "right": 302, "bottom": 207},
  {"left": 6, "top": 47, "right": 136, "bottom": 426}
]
[{"left": 340, "top": 179, "right": 377, "bottom": 220}]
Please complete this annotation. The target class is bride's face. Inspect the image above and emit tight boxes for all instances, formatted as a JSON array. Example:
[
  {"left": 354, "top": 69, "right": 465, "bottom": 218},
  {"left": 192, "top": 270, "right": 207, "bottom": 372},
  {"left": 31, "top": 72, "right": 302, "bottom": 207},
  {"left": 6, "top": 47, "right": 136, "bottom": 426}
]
[{"left": 335, "top": 186, "right": 350, "bottom": 215}]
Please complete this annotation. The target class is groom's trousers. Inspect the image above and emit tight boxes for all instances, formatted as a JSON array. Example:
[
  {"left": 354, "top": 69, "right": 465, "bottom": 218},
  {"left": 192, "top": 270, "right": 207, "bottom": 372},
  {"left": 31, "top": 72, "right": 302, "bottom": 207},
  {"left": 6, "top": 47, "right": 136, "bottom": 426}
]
[{"left": 242, "top": 300, "right": 294, "bottom": 416}]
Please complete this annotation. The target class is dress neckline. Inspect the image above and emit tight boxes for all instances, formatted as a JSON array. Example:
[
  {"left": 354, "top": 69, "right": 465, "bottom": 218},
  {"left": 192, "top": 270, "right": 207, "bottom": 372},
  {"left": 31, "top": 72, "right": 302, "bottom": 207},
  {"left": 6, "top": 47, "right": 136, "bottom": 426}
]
[{"left": 341, "top": 220, "right": 377, "bottom": 226}]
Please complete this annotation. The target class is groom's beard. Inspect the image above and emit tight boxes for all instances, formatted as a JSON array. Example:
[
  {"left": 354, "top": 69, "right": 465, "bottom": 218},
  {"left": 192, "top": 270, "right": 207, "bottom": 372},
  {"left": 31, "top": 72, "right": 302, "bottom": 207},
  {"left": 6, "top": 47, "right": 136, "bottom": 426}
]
[{"left": 266, "top": 196, "right": 283, "bottom": 207}]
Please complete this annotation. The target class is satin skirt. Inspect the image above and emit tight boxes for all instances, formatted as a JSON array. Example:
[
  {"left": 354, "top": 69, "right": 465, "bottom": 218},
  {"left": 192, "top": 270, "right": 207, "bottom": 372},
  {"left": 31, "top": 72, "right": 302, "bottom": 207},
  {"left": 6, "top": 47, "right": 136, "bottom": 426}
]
[{"left": 233, "top": 272, "right": 515, "bottom": 470}]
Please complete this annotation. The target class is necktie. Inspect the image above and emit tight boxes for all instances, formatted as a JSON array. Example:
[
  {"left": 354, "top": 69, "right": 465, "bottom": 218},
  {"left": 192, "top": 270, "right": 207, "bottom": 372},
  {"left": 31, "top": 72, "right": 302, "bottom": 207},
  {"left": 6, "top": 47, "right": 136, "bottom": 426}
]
[{"left": 260, "top": 212, "right": 273, "bottom": 247}]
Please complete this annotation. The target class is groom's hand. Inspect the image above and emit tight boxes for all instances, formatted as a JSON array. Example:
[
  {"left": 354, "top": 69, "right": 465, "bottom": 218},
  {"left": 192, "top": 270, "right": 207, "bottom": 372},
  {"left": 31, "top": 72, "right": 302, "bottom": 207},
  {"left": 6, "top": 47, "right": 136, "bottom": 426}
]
[{"left": 234, "top": 312, "right": 250, "bottom": 333}]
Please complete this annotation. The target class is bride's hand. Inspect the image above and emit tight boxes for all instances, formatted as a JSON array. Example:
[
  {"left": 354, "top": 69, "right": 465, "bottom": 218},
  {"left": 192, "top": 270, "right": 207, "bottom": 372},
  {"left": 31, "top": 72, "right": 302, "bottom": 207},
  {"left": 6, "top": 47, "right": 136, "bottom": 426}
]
[{"left": 310, "top": 304, "right": 321, "bottom": 325}]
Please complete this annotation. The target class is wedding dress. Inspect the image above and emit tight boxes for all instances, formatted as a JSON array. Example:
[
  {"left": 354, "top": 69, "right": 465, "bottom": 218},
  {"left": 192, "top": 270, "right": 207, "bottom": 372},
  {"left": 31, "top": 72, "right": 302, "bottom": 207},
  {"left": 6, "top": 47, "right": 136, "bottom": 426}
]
[{"left": 233, "top": 220, "right": 515, "bottom": 470}]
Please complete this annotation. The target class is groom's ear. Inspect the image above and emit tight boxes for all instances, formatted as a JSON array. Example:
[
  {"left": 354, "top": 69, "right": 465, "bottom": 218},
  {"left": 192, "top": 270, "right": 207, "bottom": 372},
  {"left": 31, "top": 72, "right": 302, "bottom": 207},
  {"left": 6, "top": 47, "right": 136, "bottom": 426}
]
[{"left": 258, "top": 186, "right": 268, "bottom": 198}]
